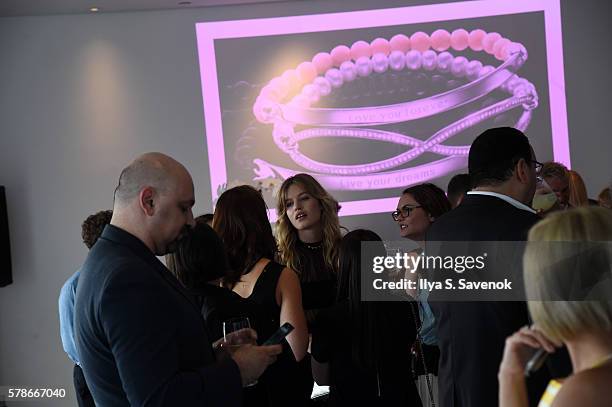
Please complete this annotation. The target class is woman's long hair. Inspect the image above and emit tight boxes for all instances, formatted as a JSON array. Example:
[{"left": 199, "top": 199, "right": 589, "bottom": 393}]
[
  {"left": 568, "top": 170, "right": 589, "bottom": 207},
  {"left": 337, "top": 229, "right": 387, "bottom": 369},
  {"left": 213, "top": 185, "right": 277, "bottom": 289},
  {"left": 166, "top": 222, "right": 229, "bottom": 290},
  {"left": 276, "top": 174, "right": 342, "bottom": 279}
]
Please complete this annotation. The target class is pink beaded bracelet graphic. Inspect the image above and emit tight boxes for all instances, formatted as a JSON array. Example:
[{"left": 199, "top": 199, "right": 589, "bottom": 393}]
[{"left": 251, "top": 29, "right": 538, "bottom": 190}]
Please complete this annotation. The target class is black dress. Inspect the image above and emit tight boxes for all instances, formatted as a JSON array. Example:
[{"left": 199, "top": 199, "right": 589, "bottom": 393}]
[
  {"left": 195, "top": 284, "right": 262, "bottom": 342},
  {"left": 311, "top": 300, "right": 423, "bottom": 407},
  {"left": 246, "top": 260, "right": 312, "bottom": 407},
  {"left": 294, "top": 240, "right": 337, "bottom": 327}
]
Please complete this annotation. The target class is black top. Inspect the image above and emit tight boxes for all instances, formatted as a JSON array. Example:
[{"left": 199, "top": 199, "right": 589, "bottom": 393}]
[
  {"left": 74, "top": 225, "right": 241, "bottom": 407},
  {"left": 245, "top": 260, "right": 312, "bottom": 407},
  {"left": 294, "top": 241, "right": 337, "bottom": 326},
  {"left": 311, "top": 300, "right": 422, "bottom": 407},
  {"left": 195, "top": 284, "right": 262, "bottom": 342},
  {"left": 426, "top": 194, "right": 556, "bottom": 407}
]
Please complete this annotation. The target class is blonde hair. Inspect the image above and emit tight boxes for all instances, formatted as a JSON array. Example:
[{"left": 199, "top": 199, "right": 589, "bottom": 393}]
[
  {"left": 541, "top": 161, "right": 569, "bottom": 182},
  {"left": 276, "top": 174, "right": 342, "bottom": 280},
  {"left": 568, "top": 170, "right": 589, "bottom": 207},
  {"left": 598, "top": 187, "right": 612, "bottom": 209},
  {"left": 524, "top": 207, "right": 612, "bottom": 343}
]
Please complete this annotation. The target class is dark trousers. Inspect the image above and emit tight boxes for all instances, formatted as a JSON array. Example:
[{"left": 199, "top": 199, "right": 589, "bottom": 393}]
[
  {"left": 412, "top": 343, "right": 440, "bottom": 377},
  {"left": 73, "top": 364, "right": 95, "bottom": 407}
]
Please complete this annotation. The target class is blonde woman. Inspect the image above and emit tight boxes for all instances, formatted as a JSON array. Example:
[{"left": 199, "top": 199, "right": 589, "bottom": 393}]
[
  {"left": 597, "top": 187, "right": 612, "bottom": 209},
  {"left": 567, "top": 170, "right": 589, "bottom": 207},
  {"left": 276, "top": 174, "right": 342, "bottom": 326},
  {"left": 499, "top": 207, "right": 612, "bottom": 407}
]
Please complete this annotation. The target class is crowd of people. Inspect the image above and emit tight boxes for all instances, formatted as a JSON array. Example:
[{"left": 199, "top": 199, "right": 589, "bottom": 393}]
[{"left": 58, "top": 127, "right": 612, "bottom": 407}]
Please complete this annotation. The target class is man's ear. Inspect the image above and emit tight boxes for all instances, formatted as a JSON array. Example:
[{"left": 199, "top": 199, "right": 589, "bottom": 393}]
[
  {"left": 139, "top": 187, "right": 155, "bottom": 216},
  {"left": 515, "top": 158, "right": 530, "bottom": 184}
]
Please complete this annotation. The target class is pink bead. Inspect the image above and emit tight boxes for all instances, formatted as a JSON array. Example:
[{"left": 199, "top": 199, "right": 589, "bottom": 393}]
[
  {"left": 253, "top": 97, "right": 276, "bottom": 123},
  {"left": 281, "top": 69, "right": 300, "bottom": 92},
  {"left": 296, "top": 62, "right": 317, "bottom": 84},
  {"left": 450, "top": 29, "right": 469, "bottom": 51},
  {"left": 430, "top": 29, "right": 451, "bottom": 52},
  {"left": 506, "top": 42, "right": 528, "bottom": 62},
  {"left": 390, "top": 34, "right": 411, "bottom": 53},
  {"left": 260, "top": 84, "right": 283, "bottom": 102},
  {"left": 370, "top": 37, "right": 391, "bottom": 56},
  {"left": 289, "top": 94, "right": 310, "bottom": 109},
  {"left": 269, "top": 76, "right": 289, "bottom": 98},
  {"left": 468, "top": 29, "right": 486, "bottom": 51},
  {"left": 330, "top": 45, "right": 351, "bottom": 67},
  {"left": 410, "top": 31, "right": 430, "bottom": 52},
  {"left": 312, "top": 52, "right": 333, "bottom": 74},
  {"left": 483, "top": 32, "right": 502, "bottom": 54},
  {"left": 350, "top": 40, "right": 372, "bottom": 60},
  {"left": 493, "top": 38, "right": 511, "bottom": 60},
  {"left": 497, "top": 43, "right": 511, "bottom": 62}
]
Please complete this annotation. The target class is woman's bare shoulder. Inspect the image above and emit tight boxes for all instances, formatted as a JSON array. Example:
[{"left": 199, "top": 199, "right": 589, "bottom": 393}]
[{"left": 552, "top": 365, "right": 612, "bottom": 407}]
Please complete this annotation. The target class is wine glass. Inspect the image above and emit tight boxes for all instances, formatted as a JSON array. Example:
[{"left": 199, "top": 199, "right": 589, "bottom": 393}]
[
  {"left": 222, "top": 317, "right": 258, "bottom": 387},
  {"left": 223, "top": 317, "right": 253, "bottom": 348}
]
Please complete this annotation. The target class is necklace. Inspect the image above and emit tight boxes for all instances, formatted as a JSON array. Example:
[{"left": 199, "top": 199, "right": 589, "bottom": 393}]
[
  {"left": 590, "top": 352, "right": 612, "bottom": 369},
  {"left": 303, "top": 241, "right": 323, "bottom": 250}
]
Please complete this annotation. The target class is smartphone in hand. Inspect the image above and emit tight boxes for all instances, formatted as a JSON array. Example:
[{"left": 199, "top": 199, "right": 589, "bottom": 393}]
[
  {"left": 263, "top": 322, "right": 294, "bottom": 346},
  {"left": 524, "top": 348, "right": 548, "bottom": 377}
]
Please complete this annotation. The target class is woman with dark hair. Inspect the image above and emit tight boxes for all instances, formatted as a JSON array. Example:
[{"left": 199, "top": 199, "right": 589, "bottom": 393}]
[
  {"left": 166, "top": 222, "right": 257, "bottom": 342},
  {"left": 394, "top": 183, "right": 452, "bottom": 244},
  {"left": 213, "top": 185, "right": 310, "bottom": 406},
  {"left": 276, "top": 173, "right": 342, "bottom": 327},
  {"left": 392, "top": 183, "right": 452, "bottom": 407},
  {"left": 311, "top": 229, "right": 422, "bottom": 407},
  {"left": 194, "top": 213, "right": 214, "bottom": 226}
]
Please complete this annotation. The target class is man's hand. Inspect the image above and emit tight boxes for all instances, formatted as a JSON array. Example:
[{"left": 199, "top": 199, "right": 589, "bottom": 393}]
[
  {"left": 212, "top": 328, "right": 257, "bottom": 360},
  {"left": 231, "top": 344, "right": 282, "bottom": 387}
]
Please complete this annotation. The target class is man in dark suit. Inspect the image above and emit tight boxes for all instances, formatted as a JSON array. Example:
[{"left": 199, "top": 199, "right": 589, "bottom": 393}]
[
  {"left": 427, "top": 127, "right": 544, "bottom": 407},
  {"left": 74, "top": 152, "right": 281, "bottom": 407}
]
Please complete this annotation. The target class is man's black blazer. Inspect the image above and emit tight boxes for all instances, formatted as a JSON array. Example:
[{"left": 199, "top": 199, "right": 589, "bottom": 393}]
[
  {"left": 426, "top": 193, "right": 543, "bottom": 407},
  {"left": 74, "top": 225, "right": 242, "bottom": 407}
]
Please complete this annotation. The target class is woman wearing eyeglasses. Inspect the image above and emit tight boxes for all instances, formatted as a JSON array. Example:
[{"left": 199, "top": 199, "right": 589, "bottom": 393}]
[{"left": 392, "top": 183, "right": 452, "bottom": 407}]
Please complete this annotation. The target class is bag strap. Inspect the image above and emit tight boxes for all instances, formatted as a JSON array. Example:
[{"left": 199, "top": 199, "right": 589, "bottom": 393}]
[{"left": 409, "top": 301, "right": 436, "bottom": 407}]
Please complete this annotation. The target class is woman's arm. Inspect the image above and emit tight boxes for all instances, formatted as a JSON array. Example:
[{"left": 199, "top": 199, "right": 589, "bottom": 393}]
[
  {"left": 311, "top": 356, "right": 330, "bottom": 385},
  {"left": 276, "top": 267, "right": 309, "bottom": 361},
  {"left": 499, "top": 371, "right": 529, "bottom": 407}
]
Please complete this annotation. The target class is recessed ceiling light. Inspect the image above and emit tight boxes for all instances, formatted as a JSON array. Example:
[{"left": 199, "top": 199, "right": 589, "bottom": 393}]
[
  {"left": 90, "top": 7, "right": 100, "bottom": 12},
  {"left": 178, "top": 1, "right": 192, "bottom": 5}
]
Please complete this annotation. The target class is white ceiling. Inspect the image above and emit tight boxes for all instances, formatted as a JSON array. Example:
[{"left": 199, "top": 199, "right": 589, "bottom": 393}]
[{"left": 0, "top": 0, "right": 295, "bottom": 17}]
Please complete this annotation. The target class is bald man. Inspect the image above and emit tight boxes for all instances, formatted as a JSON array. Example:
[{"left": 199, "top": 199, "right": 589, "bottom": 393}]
[{"left": 74, "top": 153, "right": 280, "bottom": 407}]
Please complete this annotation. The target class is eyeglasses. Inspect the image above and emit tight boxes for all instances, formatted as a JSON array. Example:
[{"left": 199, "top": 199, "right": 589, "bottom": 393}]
[
  {"left": 391, "top": 205, "right": 422, "bottom": 221},
  {"left": 531, "top": 159, "right": 543, "bottom": 174}
]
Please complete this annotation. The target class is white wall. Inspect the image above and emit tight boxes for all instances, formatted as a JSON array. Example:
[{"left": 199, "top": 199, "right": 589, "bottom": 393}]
[{"left": 0, "top": 0, "right": 610, "bottom": 405}]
